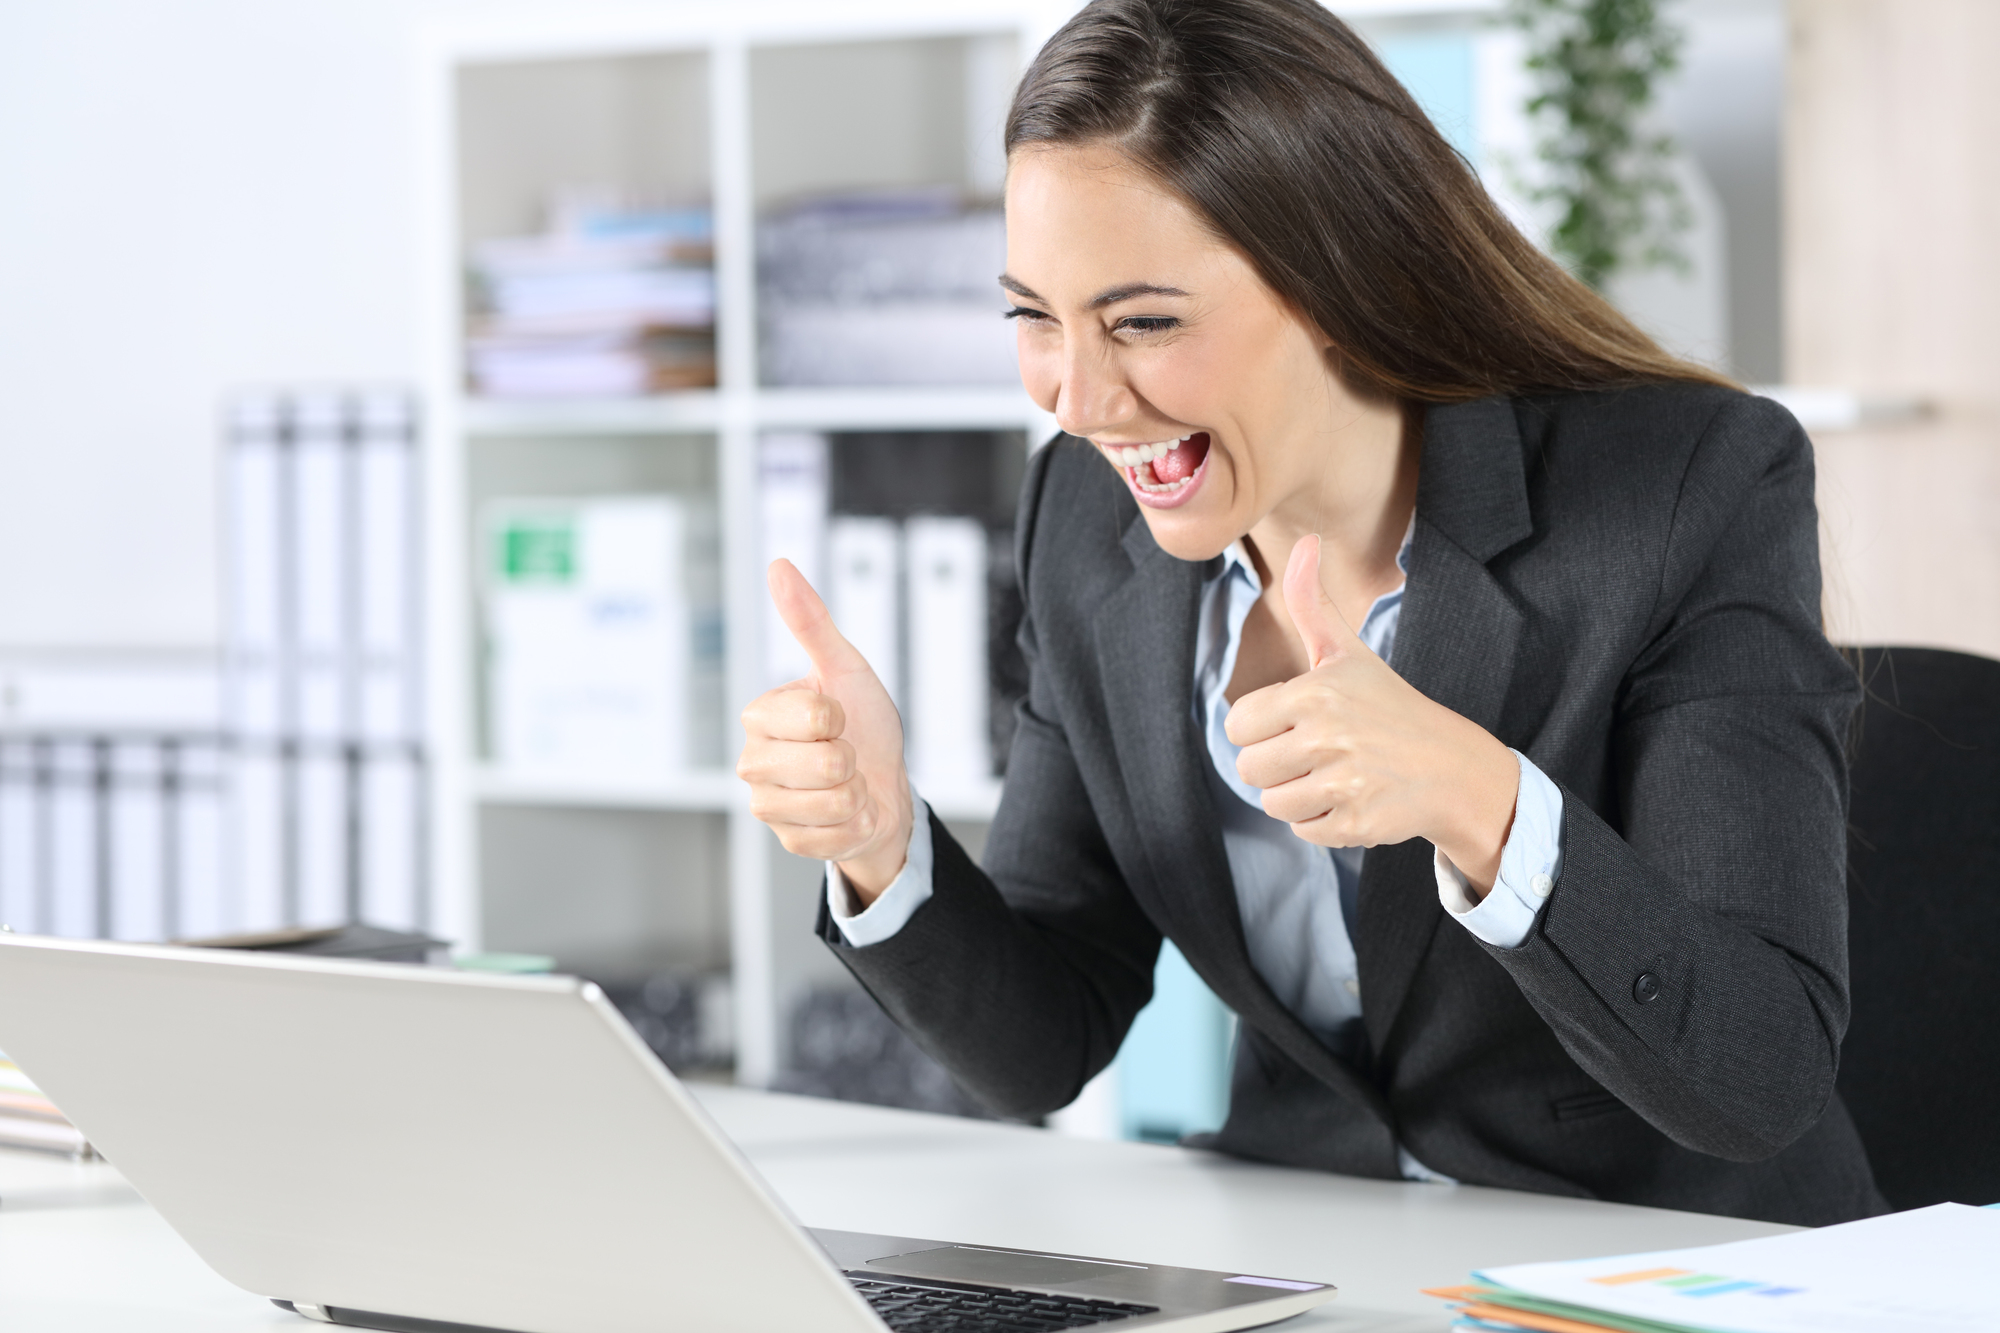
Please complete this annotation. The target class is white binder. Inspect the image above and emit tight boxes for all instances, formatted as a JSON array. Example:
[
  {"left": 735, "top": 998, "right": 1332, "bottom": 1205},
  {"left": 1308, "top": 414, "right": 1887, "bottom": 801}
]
[
  {"left": 904, "top": 517, "right": 989, "bottom": 787},
  {"left": 486, "top": 496, "right": 690, "bottom": 782},
  {"left": 758, "top": 434, "right": 829, "bottom": 689},
  {"left": 826, "top": 517, "right": 903, "bottom": 711}
]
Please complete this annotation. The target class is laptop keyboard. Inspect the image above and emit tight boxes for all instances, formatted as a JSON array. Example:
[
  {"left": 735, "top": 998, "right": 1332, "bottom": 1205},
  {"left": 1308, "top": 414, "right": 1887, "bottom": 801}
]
[{"left": 846, "top": 1274, "right": 1159, "bottom": 1331}]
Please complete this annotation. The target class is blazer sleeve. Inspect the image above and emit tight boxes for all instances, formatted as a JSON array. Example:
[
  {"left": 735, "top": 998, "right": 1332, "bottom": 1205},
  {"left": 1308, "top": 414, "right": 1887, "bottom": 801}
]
[
  {"left": 814, "top": 441, "right": 1163, "bottom": 1121},
  {"left": 1483, "top": 396, "right": 1859, "bottom": 1162}
]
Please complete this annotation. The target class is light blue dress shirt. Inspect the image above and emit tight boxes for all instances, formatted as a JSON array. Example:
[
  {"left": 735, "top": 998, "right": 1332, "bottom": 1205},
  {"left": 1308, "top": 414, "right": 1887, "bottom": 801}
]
[
  {"left": 826, "top": 525, "right": 1567, "bottom": 1181},
  {"left": 1191, "top": 535, "right": 1567, "bottom": 1041}
]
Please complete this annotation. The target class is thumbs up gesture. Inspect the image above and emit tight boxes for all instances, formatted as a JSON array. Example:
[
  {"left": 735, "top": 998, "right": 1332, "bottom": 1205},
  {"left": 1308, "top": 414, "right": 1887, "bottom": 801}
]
[
  {"left": 1225, "top": 535, "right": 1519, "bottom": 891},
  {"left": 737, "top": 559, "right": 914, "bottom": 903}
]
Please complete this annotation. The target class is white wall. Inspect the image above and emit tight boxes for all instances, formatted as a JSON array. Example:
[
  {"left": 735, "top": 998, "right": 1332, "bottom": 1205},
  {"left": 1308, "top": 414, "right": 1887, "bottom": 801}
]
[
  {"left": 0, "top": 0, "right": 580, "bottom": 652},
  {"left": 0, "top": 1, "right": 426, "bottom": 648},
  {"left": 1660, "top": 0, "right": 1786, "bottom": 384}
]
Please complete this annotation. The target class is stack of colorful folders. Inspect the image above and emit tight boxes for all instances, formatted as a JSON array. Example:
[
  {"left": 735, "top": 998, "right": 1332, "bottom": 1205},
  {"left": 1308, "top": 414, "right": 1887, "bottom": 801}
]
[
  {"left": 1424, "top": 1280, "right": 1768, "bottom": 1333},
  {"left": 1426, "top": 1203, "right": 1996, "bottom": 1333},
  {"left": 0, "top": 1051, "right": 97, "bottom": 1159},
  {"left": 468, "top": 198, "right": 717, "bottom": 399}
]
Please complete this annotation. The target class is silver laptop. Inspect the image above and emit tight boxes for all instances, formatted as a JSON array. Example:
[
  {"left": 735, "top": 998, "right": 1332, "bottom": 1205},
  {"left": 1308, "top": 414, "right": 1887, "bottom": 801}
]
[{"left": 0, "top": 933, "right": 1335, "bottom": 1333}]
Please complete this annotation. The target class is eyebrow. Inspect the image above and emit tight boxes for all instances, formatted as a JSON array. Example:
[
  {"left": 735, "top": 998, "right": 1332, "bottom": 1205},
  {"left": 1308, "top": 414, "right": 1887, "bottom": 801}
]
[{"left": 998, "top": 275, "right": 1192, "bottom": 309}]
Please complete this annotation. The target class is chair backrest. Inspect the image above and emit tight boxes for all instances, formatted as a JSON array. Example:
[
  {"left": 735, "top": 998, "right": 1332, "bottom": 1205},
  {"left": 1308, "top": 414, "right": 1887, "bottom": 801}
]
[{"left": 1839, "top": 646, "right": 2000, "bottom": 1210}]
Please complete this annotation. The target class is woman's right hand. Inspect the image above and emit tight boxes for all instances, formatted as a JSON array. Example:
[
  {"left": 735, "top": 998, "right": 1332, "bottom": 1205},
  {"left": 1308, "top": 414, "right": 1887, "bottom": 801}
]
[{"left": 737, "top": 559, "right": 914, "bottom": 904}]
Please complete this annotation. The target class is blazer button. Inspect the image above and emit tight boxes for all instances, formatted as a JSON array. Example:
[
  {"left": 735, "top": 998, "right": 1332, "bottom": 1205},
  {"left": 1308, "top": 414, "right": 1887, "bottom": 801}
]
[{"left": 1633, "top": 972, "right": 1661, "bottom": 1004}]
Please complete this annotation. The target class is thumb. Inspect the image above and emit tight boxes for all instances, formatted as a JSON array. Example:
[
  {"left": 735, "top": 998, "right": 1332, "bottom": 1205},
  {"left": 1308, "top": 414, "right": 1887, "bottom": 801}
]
[
  {"left": 1283, "top": 535, "right": 1362, "bottom": 670},
  {"left": 767, "top": 558, "right": 873, "bottom": 685}
]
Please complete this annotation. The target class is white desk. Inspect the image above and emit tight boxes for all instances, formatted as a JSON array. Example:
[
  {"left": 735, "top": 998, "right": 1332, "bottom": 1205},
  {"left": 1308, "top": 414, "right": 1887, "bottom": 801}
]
[{"left": 0, "top": 1086, "right": 1792, "bottom": 1332}]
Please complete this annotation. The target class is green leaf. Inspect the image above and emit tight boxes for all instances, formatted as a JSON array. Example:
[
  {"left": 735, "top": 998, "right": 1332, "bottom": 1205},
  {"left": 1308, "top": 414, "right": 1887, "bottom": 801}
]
[{"left": 1502, "top": 0, "right": 1690, "bottom": 290}]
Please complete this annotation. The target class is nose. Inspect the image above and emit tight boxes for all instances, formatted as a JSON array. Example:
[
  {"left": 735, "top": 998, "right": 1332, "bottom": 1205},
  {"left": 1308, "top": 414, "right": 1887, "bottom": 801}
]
[{"left": 1053, "top": 336, "right": 1138, "bottom": 440}]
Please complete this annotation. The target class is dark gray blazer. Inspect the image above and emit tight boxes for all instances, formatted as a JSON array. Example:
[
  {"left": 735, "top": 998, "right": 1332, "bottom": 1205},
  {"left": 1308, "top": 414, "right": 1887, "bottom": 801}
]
[{"left": 818, "top": 385, "right": 1886, "bottom": 1226}]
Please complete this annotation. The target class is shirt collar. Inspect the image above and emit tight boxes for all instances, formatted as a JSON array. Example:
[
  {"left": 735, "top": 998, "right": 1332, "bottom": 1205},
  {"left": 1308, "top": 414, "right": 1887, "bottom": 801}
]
[{"left": 1214, "top": 515, "right": 1415, "bottom": 594}]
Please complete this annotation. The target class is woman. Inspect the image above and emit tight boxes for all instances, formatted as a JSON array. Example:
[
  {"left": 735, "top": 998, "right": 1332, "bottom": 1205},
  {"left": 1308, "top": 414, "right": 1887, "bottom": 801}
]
[{"left": 738, "top": 0, "right": 1882, "bottom": 1225}]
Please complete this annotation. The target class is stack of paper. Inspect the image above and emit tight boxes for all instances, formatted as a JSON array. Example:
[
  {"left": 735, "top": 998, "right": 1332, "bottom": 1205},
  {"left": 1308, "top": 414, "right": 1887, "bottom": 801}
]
[
  {"left": 468, "top": 197, "right": 716, "bottom": 398},
  {"left": 758, "top": 189, "right": 1015, "bottom": 387},
  {"left": 0, "top": 1051, "right": 97, "bottom": 1159},
  {"left": 1426, "top": 1203, "right": 1998, "bottom": 1333}
]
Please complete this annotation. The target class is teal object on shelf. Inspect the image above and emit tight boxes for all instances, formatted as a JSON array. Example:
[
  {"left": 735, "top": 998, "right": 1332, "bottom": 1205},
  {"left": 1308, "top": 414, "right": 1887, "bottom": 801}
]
[
  {"left": 455, "top": 952, "right": 557, "bottom": 975},
  {"left": 1377, "top": 32, "right": 1478, "bottom": 164},
  {"left": 1117, "top": 941, "right": 1233, "bottom": 1144}
]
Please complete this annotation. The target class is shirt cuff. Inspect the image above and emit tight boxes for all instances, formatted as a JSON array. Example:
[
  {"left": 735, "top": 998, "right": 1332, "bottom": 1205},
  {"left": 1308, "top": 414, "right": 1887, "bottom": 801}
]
[
  {"left": 825, "top": 791, "right": 935, "bottom": 947},
  {"left": 1434, "top": 750, "right": 1564, "bottom": 950},
  {"left": 1396, "top": 1143, "right": 1458, "bottom": 1185}
]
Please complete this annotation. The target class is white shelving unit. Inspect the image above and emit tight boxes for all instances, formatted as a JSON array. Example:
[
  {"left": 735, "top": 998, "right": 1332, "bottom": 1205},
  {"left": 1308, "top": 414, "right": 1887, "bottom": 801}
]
[{"left": 415, "top": 2, "right": 1063, "bottom": 1087}]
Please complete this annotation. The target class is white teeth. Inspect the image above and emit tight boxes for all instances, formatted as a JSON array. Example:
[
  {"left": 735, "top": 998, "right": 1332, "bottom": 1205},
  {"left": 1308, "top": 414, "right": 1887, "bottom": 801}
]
[
  {"left": 1097, "top": 432, "right": 1204, "bottom": 496},
  {"left": 1102, "top": 436, "right": 1197, "bottom": 470}
]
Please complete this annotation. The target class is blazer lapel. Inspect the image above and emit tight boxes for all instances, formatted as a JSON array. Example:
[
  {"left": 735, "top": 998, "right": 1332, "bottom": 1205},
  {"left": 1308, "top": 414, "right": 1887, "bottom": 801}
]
[
  {"left": 1358, "top": 399, "right": 1533, "bottom": 1055},
  {"left": 1092, "top": 520, "right": 1222, "bottom": 940},
  {"left": 1095, "top": 513, "right": 1393, "bottom": 1123}
]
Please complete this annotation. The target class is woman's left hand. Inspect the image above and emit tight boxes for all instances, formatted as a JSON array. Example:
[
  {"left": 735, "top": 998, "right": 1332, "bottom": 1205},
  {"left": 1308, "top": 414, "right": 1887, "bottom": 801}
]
[{"left": 1224, "top": 535, "right": 1520, "bottom": 895}]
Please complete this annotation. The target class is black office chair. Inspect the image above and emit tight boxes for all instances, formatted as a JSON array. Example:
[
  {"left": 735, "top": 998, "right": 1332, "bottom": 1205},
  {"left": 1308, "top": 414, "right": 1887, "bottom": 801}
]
[{"left": 1838, "top": 646, "right": 2000, "bottom": 1210}]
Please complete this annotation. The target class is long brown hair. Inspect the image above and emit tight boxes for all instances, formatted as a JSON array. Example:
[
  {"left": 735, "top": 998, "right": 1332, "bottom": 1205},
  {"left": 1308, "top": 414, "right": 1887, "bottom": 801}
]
[{"left": 1005, "top": 0, "right": 1735, "bottom": 403}]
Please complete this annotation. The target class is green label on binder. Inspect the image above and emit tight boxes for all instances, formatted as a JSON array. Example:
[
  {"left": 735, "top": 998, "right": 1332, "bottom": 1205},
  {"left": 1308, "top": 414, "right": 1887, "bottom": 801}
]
[{"left": 498, "top": 518, "right": 576, "bottom": 584}]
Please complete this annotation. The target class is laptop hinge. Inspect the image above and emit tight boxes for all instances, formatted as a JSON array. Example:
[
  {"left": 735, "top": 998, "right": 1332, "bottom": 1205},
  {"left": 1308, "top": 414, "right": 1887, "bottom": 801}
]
[{"left": 293, "top": 1302, "right": 337, "bottom": 1323}]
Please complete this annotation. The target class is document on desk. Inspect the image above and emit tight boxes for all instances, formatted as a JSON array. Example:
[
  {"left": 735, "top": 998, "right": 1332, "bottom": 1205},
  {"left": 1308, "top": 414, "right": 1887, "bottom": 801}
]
[{"left": 1451, "top": 1202, "right": 1997, "bottom": 1333}]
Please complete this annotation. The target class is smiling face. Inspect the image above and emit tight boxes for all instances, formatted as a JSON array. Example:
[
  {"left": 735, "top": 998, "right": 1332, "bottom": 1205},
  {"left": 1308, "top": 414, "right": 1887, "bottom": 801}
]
[{"left": 1003, "top": 141, "right": 1390, "bottom": 562}]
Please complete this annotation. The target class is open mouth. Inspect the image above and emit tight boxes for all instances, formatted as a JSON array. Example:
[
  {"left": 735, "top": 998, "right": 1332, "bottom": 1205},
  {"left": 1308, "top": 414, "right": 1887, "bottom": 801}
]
[{"left": 1101, "top": 433, "right": 1212, "bottom": 505}]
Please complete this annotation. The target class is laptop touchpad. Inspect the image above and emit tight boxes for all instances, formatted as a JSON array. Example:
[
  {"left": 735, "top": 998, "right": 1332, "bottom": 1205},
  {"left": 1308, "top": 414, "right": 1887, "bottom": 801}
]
[{"left": 866, "top": 1246, "right": 1136, "bottom": 1288}]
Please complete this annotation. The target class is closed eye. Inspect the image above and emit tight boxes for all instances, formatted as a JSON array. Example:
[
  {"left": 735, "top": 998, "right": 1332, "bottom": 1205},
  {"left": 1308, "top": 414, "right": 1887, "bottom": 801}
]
[
  {"left": 1003, "top": 305, "right": 1052, "bottom": 322},
  {"left": 1117, "top": 316, "right": 1179, "bottom": 335}
]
